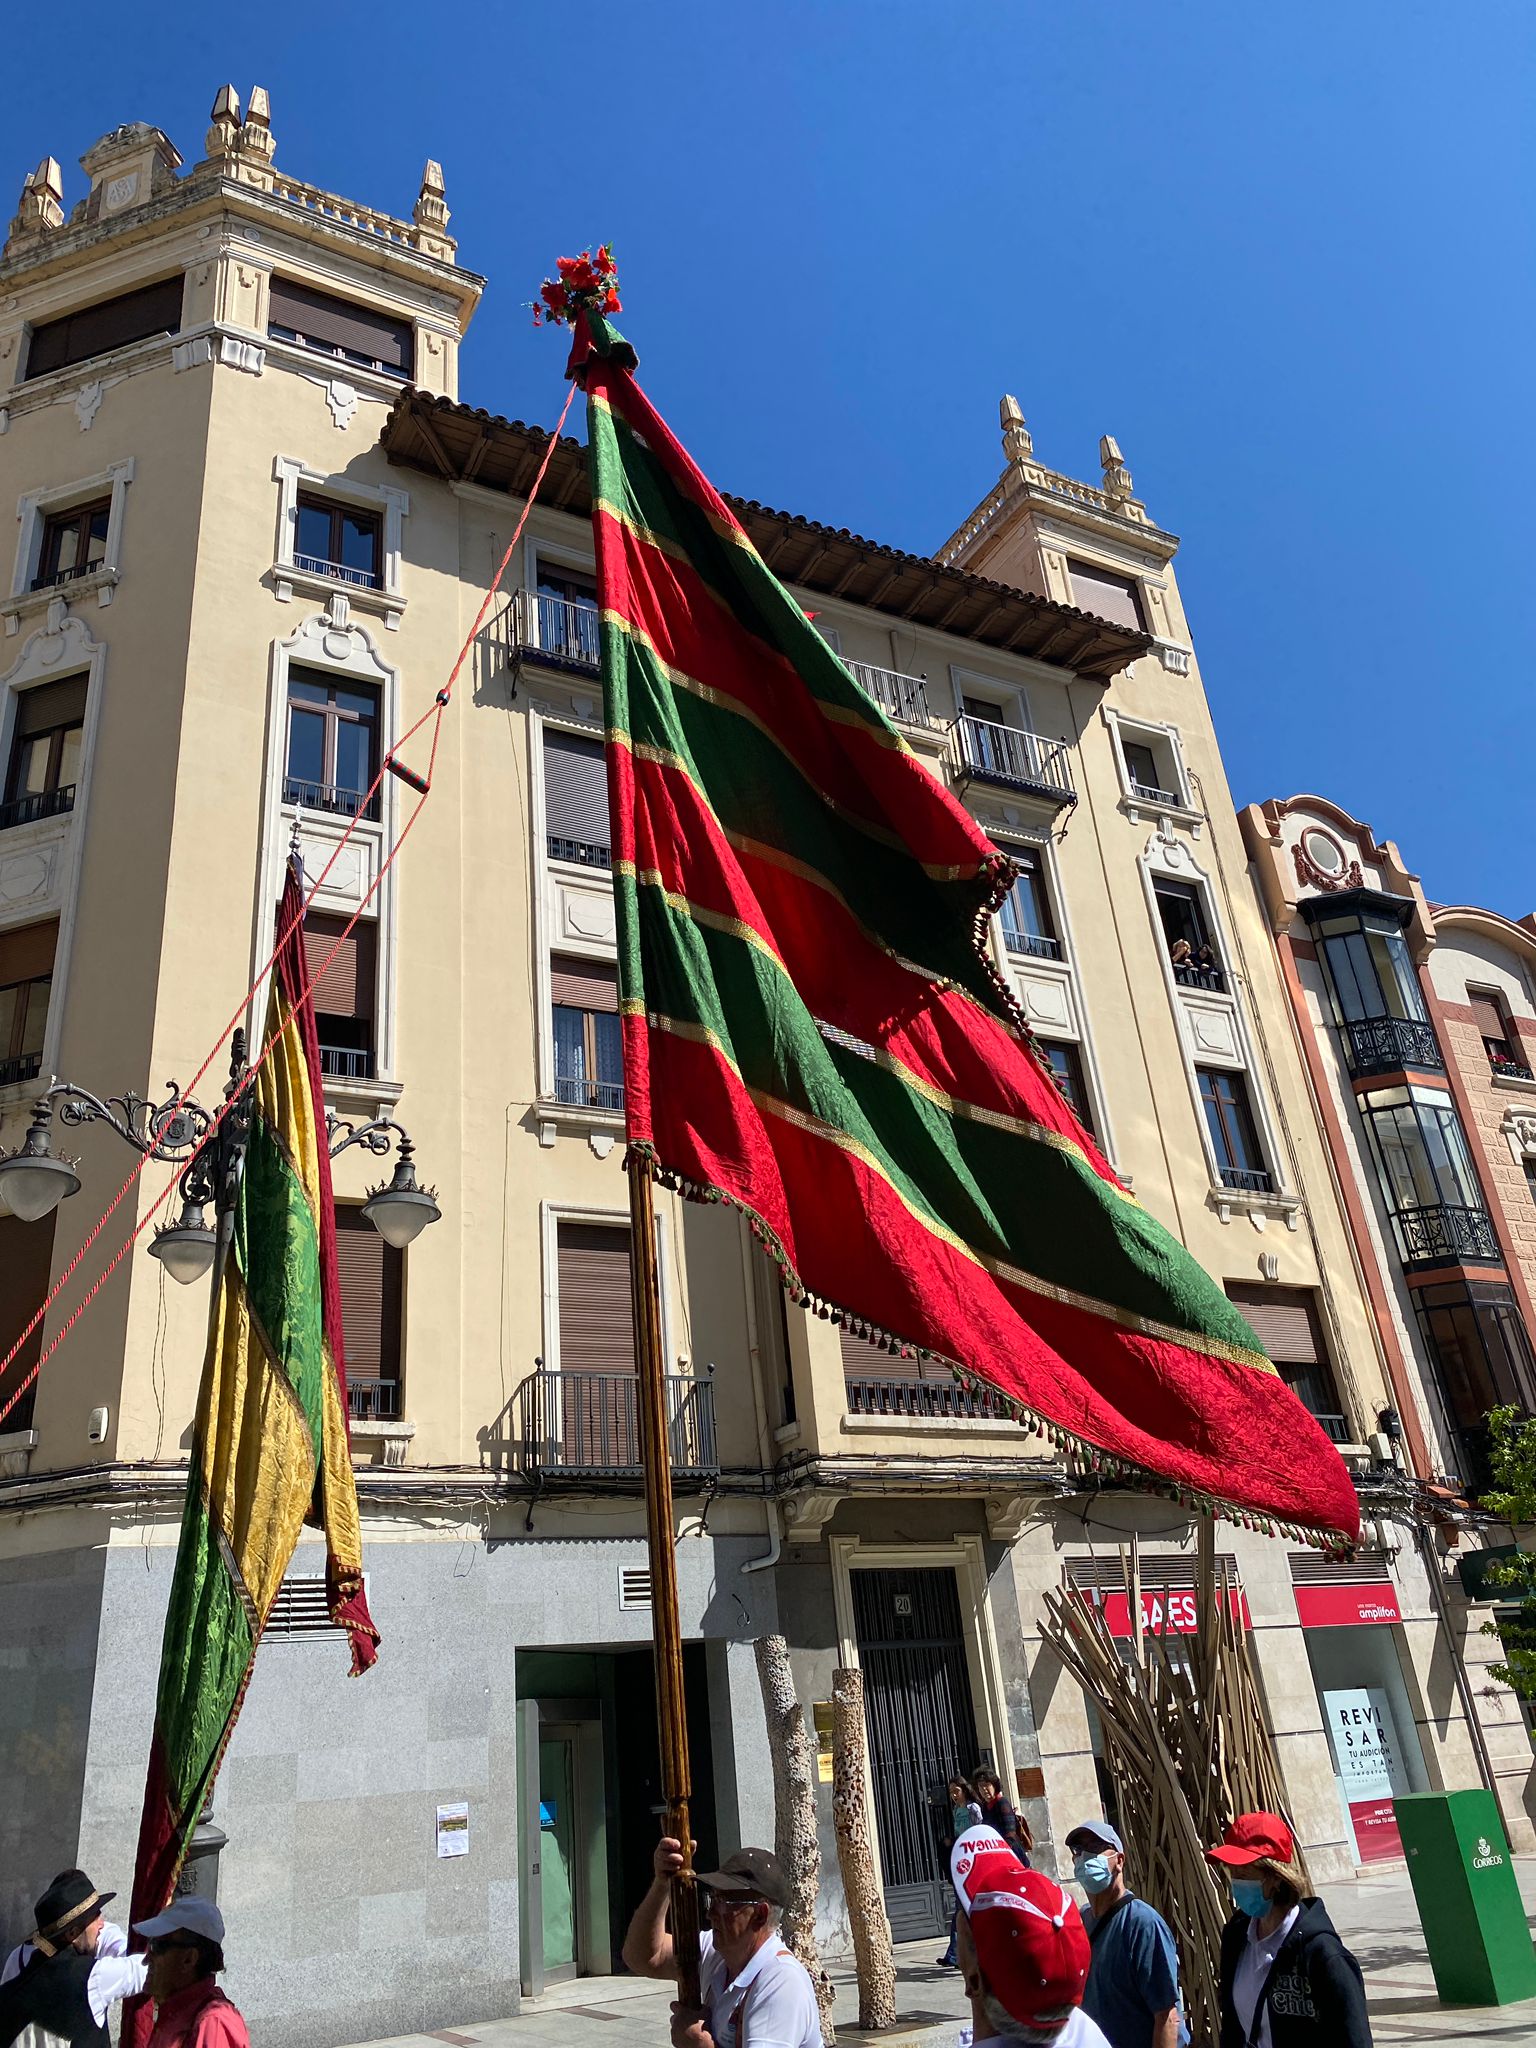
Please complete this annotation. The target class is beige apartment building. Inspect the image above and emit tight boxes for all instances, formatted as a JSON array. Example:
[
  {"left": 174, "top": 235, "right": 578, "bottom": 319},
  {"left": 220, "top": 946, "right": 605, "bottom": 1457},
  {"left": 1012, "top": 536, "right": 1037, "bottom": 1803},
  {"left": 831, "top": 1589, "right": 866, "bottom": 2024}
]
[{"left": 0, "top": 97, "right": 1526, "bottom": 2048}]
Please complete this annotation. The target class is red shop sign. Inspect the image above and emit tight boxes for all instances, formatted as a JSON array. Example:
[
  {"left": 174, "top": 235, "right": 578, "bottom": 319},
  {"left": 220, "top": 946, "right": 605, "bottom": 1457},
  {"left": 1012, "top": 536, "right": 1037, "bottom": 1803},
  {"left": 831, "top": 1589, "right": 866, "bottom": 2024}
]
[
  {"left": 1293, "top": 1581, "right": 1402, "bottom": 1629},
  {"left": 1092, "top": 1587, "right": 1252, "bottom": 1639},
  {"left": 1347, "top": 1797, "right": 1404, "bottom": 1863}
]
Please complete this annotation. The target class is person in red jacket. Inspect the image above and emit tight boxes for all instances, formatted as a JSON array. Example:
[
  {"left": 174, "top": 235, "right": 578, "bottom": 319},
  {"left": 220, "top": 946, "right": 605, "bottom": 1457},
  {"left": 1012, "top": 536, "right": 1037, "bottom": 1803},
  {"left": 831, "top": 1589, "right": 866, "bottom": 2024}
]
[{"left": 132, "top": 1903, "right": 248, "bottom": 2048}]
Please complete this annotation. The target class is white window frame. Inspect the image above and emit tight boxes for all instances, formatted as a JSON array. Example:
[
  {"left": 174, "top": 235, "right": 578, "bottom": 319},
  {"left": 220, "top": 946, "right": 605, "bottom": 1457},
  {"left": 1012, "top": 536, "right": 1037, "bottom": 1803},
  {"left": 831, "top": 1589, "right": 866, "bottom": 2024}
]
[
  {"left": 950, "top": 662, "right": 1031, "bottom": 731},
  {"left": 0, "top": 611, "right": 107, "bottom": 1105},
  {"left": 272, "top": 455, "right": 409, "bottom": 628},
  {"left": 1102, "top": 707, "right": 1200, "bottom": 829},
  {"left": 257, "top": 605, "right": 399, "bottom": 1102},
  {"left": 541, "top": 1198, "right": 675, "bottom": 1376},
  {"left": 5, "top": 459, "right": 135, "bottom": 629}
]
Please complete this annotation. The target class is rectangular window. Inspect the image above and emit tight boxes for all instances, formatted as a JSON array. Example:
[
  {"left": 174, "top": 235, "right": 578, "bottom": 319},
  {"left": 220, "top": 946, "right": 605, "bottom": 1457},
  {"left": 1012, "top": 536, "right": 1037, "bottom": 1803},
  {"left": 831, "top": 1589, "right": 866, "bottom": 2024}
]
[
  {"left": 551, "top": 956, "right": 623, "bottom": 1110},
  {"left": 0, "top": 919, "right": 57, "bottom": 1087},
  {"left": 335, "top": 1205, "right": 403, "bottom": 1421},
  {"left": 284, "top": 667, "right": 381, "bottom": 820},
  {"left": 1154, "top": 881, "right": 1223, "bottom": 989},
  {"left": 1197, "top": 1068, "right": 1270, "bottom": 1191},
  {"left": 543, "top": 728, "right": 611, "bottom": 866},
  {"left": 1067, "top": 559, "right": 1146, "bottom": 633},
  {"left": 997, "top": 844, "right": 1060, "bottom": 960},
  {"left": 1468, "top": 989, "right": 1528, "bottom": 1076},
  {"left": 25, "top": 276, "right": 183, "bottom": 381},
  {"left": 1122, "top": 740, "right": 1164, "bottom": 796},
  {"left": 0, "top": 1214, "right": 53, "bottom": 1434},
  {"left": 535, "top": 566, "right": 601, "bottom": 669},
  {"left": 293, "top": 495, "right": 382, "bottom": 590},
  {"left": 34, "top": 500, "right": 111, "bottom": 591},
  {"left": 1042, "top": 1041, "right": 1092, "bottom": 1135},
  {"left": 751, "top": 1246, "right": 796, "bottom": 1427},
  {"left": 301, "top": 913, "right": 377, "bottom": 1081},
  {"left": 556, "top": 1221, "right": 636, "bottom": 1375},
  {"left": 1317, "top": 915, "right": 1428, "bottom": 1027},
  {"left": 4, "top": 676, "right": 86, "bottom": 830},
  {"left": 267, "top": 278, "right": 413, "bottom": 378},
  {"left": 1225, "top": 1283, "right": 1347, "bottom": 1437}
]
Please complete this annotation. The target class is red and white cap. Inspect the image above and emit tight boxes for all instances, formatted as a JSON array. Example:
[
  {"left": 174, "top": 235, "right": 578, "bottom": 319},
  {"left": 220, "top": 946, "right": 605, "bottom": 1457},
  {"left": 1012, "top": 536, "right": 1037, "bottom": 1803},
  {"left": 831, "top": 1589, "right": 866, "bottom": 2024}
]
[{"left": 950, "top": 1827, "right": 1090, "bottom": 2031}]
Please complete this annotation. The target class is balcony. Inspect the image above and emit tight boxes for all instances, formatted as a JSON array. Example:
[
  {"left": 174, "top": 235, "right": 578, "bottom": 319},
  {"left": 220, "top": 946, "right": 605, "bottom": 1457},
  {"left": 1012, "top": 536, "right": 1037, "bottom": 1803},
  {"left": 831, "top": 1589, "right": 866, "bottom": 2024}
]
[
  {"left": 283, "top": 775, "right": 381, "bottom": 823},
  {"left": 0, "top": 786, "right": 75, "bottom": 832},
  {"left": 845, "top": 1375, "right": 1012, "bottom": 1421},
  {"left": 1173, "top": 959, "right": 1225, "bottom": 993},
  {"left": 511, "top": 1369, "right": 718, "bottom": 1478},
  {"left": 348, "top": 1380, "right": 402, "bottom": 1422},
  {"left": 547, "top": 835, "right": 612, "bottom": 870},
  {"left": 1393, "top": 1202, "right": 1502, "bottom": 1267},
  {"left": 1219, "top": 1166, "right": 1274, "bottom": 1194},
  {"left": 845, "top": 659, "right": 933, "bottom": 728},
  {"left": 554, "top": 1070, "right": 625, "bottom": 1113},
  {"left": 950, "top": 716, "right": 1076, "bottom": 810},
  {"left": 1131, "top": 778, "right": 1180, "bottom": 806},
  {"left": 0, "top": 1050, "right": 43, "bottom": 1088},
  {"left": 30, "top": 559, "right": 103, "bottom": 594},
  {"left": 319, "top": 1045, "right": 375, "bottom": 1081},
  {"left": 521, "top": 592, "right": 601, "bottom": 674},
  {"left": 1001, "top": 928, "right": 1062, "bottom": 962},
  {"left": 1341, "top": 1015, "right": 1443, "bottom": 1078},
  {"left": 1491, "top": 1051, "right": 1536, "bottom": 1083},
  {"left": 292, "top": 551, "right": 380, "bottom": 591}
]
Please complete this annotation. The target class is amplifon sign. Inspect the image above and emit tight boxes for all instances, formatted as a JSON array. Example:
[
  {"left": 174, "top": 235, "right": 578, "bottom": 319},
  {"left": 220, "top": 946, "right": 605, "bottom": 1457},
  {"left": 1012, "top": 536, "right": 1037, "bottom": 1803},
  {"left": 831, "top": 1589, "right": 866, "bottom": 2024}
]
[
  {"left": 1091, "top": 1585, "right": 1251, "bottom": 1639},
  {"left": 1293, "top": 1580, "right": 1402, "bottom": 1629}
]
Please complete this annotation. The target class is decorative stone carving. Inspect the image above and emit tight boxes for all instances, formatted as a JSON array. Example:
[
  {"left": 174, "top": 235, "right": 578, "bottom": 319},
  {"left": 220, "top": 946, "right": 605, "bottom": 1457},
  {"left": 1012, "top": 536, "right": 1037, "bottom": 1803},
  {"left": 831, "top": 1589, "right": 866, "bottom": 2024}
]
[
  {"left": 324, "top": 379, "right": 358, "bottom": 431},
  {"left": 218, "top": 336, "right": 264, "bottom": 375},
  {"left": 412, "top": 159, "right": 456, "bottom": 259},
  {"left": 985, "top": 1493, "right": 1037, "bottom": 1542},
  {"left": 588, "top": 1130, "right": 616, "bottom": 1160},
  {"left": 560, "top": 888, "right": 617, "bottom": 944},
  {"left": 171, "top": 337, "right": 214, "bottom": 373},
  {"left": 1290, "top": 825, "right": 1363, "bottom": 894},
  {"left": 782, "top": 1491, "right": 840, "bottom": 1543},
  {"left": 74, "top": 381, "right": 104, "bottom": 431},
  {"left": 6, "top": 158, "right": 65, "bottom": 254},
  {"left": 1000, "top": 393, "right": 1033, "bottom": 463},
  {"left": 0, "top": 847, "right": 54, "bottom": 907},
  {"left": 1099, "top": 433, "right": 1134, "bottom": 507},
  {"left": 1259, "top": 1251, "right": 1281, "bottom": 1281}
]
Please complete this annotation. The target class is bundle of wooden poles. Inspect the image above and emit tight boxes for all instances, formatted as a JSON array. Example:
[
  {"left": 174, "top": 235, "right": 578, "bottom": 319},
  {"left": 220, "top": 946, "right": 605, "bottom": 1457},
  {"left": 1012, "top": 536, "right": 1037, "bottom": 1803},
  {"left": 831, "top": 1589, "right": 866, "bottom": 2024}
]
[{"left": 1039, "top": 1521, "right": 1305, "bottom": 2046}]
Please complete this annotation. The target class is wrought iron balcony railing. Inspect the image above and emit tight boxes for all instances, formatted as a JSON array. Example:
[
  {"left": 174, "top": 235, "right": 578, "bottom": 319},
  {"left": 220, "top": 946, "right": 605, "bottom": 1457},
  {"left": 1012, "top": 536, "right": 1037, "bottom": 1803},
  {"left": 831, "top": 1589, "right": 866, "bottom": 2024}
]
[
  {"left": 1340, "top": 1015, "right": 1443, "bottom": 1078},
  {"left": 0, "top": 785, "right": 75, "bottom": 832},
  {"left": 293, "top": 551, "right": 381, "bottom": 590},
  {"left": 950, "top": 716, "right": 1076, "bottom": 808},
  {"left": 554, "top": 1070, "right": 625, "bottom": 1112},
  {"left": 31, "top": 558, "right": 104, "bottom": 593},
  {"left": 546, "top": 834, "right": 612, "bottom": 869},
  {"left": 1130, "top": 778, "right": 1180, "bottom": 805},
  {"left": 1219, "top": 1165, "right": 1274, "bottom": 1194},
  {"left": 513, "top": 1369, "right": 718, "bottom": 1477},
  {"left": 846, "top": 659, "right": 933, "bottom": 728},
  {"left": 1001, "top": 928, "right": 1063, "bottom": 961},
  {"left": 1392, "top": 1202, "right": 1501, "bottom": 1267},
  {"left": 522, "top": 592, "right": 602, "bottom": 672},
  {"left": 349, "top": 1380, "right": 402, "bottom": 1422},
  {"left": 283, "top": 775, "right": 381, "bottom": 823},
  {"left": 0, "top": 1050, "right": 44, "bottom": 1088},
  {"left": 1490, "top": 1052, "right": 1535, "bottom": 1082},
  {"left": 845, "top": 1375, "right": 1012, "bottom": 1422},
  {"left": 1173, "top": 959, "right": 1225, "bottom": 992},
  {"left": 319, "top": 1045, "right": 375, "bottom": 1081}
]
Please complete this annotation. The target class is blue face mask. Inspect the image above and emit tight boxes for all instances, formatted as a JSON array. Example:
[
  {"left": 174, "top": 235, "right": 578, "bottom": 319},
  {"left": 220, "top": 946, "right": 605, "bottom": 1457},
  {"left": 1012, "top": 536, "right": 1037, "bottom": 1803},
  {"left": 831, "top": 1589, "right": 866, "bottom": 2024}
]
[
  {"left": 1073, "top": 1853, "right": 1114, "bottom": 1895},
  {"left": 1230, "top": 1879, "right": 1269, "bottom": 1919}
]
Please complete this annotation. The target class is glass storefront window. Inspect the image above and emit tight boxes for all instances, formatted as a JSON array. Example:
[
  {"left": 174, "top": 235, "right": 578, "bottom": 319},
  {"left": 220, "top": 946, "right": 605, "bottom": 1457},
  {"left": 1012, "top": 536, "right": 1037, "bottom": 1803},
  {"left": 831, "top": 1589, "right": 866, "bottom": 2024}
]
[{"left": 1305, "top": 1622, "right": 1428, "bottom": 1866}]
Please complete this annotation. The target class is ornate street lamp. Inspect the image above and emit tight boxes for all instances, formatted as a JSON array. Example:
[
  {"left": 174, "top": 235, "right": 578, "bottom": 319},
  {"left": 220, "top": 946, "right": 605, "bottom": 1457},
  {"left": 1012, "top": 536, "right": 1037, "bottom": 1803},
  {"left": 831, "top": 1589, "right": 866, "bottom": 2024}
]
[{"left": 0, "top": 1031, "right": 438, "bottom": 1284}]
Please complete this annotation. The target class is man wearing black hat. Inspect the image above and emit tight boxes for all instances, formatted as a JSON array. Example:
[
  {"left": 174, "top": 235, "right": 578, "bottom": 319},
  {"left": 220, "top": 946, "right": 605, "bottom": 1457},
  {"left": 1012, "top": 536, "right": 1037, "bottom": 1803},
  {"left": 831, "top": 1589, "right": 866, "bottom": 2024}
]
[
  {"left": 623, "top": 1838, "right": 821, "bottom": 2048},
  {"left": 0, "top": 1873, "right": 146, "bottom": 2048}
]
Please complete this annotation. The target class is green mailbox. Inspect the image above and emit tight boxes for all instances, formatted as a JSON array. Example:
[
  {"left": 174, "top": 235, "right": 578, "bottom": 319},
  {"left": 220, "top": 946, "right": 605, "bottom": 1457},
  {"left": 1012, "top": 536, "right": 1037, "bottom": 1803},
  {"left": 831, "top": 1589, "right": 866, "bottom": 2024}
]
[{"left": 1394, "top": 1790, "right": 1536, "bottom": 2006}]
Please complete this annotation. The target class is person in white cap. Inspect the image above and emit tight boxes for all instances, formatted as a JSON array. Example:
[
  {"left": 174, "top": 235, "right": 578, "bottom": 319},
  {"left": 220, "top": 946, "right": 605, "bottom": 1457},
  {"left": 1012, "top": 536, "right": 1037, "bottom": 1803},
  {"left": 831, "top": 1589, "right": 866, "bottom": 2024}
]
[
  {"left": 949, "top": 1823, "right": 1110, "bottom": 2046},
  {"left": 130, "top": 1903, "right": 246, "bottom": 2048}
]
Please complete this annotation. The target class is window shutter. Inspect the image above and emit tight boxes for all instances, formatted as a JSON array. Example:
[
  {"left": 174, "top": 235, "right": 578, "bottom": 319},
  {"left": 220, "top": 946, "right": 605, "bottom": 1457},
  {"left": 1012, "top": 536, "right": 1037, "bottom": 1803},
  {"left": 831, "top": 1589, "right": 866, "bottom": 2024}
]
[
  {"left": 15, "top": 676, "right": 88, "bottom": 735},
  {"left": 1468, "top": 992, "right": 1507, "bottom": 1042},
  {"left": 1066, "top": 559, "right": 1146, "bottom": 633},
  {"left": 333, "top": 1207, "right": 402, "bottom": 1386},
  {"left": 551, "top": 957, "right": 619, "bottom": 1012},
  {"left": 1225, "top": 1284, "right": 1322, "bottom": 1365},
  {"left": 839, "top": 1321, "right": 923, "bottom": 1383},
  {"left": 267, "top": 278, "right": 413, "bottom": 374},
  {"left": 0, "top": 920, "right": 58, "bottom": 985},
  {"left": 543, "top": 730, "right": 610, "bottom": 850},
  {"left": 26, "top": 277, "right": 183, "bottom": 380},
  {"left": 0, "top": 1214, "right": 54, "bottom": 1384},
  {"left": 557, "top": 1222, "right": 635, "bottom": 1373},
  {"left": 302, "top": 915, "right": 377, "bottom": 1019}
]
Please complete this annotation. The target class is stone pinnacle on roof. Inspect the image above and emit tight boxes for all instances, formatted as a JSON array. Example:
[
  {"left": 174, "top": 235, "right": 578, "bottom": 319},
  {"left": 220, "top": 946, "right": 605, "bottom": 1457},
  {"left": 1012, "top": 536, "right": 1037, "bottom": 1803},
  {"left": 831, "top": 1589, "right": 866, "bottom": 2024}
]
[
  {"left": 1099, "top": 433, "right": 1133, "bottom": 508},
  {"left": 413, "top": 160, "right": 455, "bottom": 258},
  {"left": 199, "top": 82, "right": 276, "bottom": 189},
  {"left": 6, "top": 157, "right": 65, "bottom": 253},
  {"left": 1000, "top": 393, "right": 1033, "bottom": 464}
]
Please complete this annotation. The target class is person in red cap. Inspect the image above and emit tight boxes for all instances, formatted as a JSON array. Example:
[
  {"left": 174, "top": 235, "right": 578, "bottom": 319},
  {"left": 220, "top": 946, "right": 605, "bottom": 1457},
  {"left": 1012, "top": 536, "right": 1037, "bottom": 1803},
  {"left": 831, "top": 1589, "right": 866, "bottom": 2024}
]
[
  {"left": 1206, "top": 1811, "right": 1372, "bottom": 2048},
  {"left": 949, "top": 1824, "right": 1110, "bottom": 2047}
]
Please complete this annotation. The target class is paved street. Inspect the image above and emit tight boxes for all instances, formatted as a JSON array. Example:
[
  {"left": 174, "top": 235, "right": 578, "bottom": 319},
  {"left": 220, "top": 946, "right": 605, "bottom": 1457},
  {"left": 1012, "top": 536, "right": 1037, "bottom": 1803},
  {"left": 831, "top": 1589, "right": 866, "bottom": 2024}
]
[{"left": 342, "top": 1860, "right": 1536, "bottom": 2048}]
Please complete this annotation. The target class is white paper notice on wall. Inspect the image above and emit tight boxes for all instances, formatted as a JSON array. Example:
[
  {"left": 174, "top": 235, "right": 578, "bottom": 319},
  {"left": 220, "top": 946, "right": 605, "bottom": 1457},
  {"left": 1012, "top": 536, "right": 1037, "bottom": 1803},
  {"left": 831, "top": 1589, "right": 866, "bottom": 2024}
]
[{"left": 436, "top": 1802, "right": 470, "bottom": 1858}]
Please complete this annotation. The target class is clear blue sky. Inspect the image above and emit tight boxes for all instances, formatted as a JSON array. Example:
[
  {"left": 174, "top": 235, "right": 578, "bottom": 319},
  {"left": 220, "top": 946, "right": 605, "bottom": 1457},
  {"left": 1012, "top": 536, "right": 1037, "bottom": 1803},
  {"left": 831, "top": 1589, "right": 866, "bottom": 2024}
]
[{"left": 3, "top": 6, "right": 1530, "bottom": 913}]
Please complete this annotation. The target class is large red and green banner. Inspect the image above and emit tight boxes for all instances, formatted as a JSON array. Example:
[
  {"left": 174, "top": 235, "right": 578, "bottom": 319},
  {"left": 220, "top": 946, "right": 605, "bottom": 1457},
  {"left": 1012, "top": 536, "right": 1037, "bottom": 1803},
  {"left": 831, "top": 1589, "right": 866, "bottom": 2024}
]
[
  {"left": 572, "top": 308, "right": 1357, "bottom": 1544},
  {"left": 126, "top": 867, "right": 377, "bottom": 2023}
]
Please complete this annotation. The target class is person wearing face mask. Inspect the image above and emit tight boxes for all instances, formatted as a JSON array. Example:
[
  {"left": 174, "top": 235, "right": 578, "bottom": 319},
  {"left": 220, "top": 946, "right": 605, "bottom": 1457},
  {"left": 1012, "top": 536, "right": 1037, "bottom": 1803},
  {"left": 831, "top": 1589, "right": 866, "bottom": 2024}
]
[
  {"left": 1064, "top": 1821, "right": 1186, "bottom": 2048},
  {"left": 1206, "top": 1811, "right": 1371, "bottom": 2048}
]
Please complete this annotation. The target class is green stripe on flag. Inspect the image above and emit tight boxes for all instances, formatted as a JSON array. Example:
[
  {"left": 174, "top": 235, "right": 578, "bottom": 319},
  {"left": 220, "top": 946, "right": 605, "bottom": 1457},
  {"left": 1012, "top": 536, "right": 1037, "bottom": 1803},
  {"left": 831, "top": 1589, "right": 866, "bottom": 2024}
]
[
  {"left": 235, "top": 1113, "right": 325, "bottom": 1462},
  {"left": 154, "top": 1479, "right": 257, "bottom": 1815}
]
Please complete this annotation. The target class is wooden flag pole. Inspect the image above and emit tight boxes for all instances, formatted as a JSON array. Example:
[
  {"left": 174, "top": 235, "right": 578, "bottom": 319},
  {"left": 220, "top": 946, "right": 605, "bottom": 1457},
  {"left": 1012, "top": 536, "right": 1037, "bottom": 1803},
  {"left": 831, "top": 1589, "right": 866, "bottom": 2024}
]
[{"left": 628, "top": 1150, "right": 703, "bottom": 2007}]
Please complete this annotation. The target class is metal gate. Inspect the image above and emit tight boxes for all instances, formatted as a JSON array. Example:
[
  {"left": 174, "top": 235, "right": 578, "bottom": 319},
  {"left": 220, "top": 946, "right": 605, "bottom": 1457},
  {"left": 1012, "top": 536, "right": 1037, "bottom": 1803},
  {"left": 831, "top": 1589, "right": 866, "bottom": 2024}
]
[{"left": 851, "top": 1566, "right": 984, "bottom": 1943}]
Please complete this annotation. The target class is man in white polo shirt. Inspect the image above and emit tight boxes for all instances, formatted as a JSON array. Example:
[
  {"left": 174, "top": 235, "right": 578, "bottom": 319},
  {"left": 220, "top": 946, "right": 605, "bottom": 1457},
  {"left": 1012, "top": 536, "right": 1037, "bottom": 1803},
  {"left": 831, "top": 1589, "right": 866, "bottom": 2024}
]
[{"left": 622, "top": 1837, "right": 821, "bottom": 2048}]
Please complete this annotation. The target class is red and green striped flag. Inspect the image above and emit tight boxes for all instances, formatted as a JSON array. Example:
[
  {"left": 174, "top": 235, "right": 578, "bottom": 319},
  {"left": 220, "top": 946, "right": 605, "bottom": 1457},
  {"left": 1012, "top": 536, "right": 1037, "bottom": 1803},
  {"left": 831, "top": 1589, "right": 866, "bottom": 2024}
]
[
  {"left": 126, "top": 866, "right": 378, "bottom": 2000},
  {"left": 567, "top": 300, "right": 1357, "bottom": 1544}
]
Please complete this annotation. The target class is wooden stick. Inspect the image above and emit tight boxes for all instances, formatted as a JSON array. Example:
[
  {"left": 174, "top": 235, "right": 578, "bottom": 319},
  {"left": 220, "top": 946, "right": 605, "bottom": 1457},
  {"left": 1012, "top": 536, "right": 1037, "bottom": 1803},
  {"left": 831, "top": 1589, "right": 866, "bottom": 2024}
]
[{"left": 629, "top": 1152, "right": 702, "bottom": 2007}]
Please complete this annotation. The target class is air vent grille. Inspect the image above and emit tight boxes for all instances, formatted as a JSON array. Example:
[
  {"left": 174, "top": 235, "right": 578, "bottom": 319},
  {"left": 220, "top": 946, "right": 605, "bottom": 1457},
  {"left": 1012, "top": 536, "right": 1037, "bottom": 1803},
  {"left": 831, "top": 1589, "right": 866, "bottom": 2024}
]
[{"left": 618, "top": 1566, "right": 653, "bottom": 1610}]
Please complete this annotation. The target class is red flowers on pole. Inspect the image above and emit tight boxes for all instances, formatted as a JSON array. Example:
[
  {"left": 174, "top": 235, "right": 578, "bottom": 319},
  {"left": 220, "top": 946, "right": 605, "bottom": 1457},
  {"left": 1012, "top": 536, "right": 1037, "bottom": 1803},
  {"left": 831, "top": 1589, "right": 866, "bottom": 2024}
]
[{"left": 531, "top": 244, "right": 621, "bottom": 327}]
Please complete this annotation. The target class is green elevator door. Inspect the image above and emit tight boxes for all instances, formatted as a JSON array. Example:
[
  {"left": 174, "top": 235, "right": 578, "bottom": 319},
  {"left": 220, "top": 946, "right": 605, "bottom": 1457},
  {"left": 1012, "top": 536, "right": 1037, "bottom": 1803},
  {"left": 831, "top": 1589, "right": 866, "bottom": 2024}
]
[{"left": 538, "top": 1735, "right": 578, "bottom": 1979}]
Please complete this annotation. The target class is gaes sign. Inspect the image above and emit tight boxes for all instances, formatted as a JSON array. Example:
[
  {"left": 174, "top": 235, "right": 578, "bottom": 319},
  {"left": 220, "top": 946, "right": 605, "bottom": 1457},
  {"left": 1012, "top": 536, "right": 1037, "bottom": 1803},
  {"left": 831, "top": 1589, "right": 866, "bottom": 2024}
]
[{"left": 1088, "top": 1585, "right": 1251, "bottom": 1639}]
